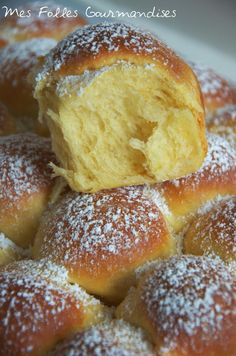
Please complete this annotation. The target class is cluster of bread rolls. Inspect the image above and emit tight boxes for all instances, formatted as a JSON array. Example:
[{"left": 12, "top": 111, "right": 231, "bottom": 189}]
[{"left": 0, "top": 2, "right": 236, "bottom": 355}]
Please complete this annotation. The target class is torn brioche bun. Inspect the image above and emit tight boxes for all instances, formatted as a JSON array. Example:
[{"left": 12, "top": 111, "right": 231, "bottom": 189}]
[{"left": 34, "top": 22, "right": 207, "bottom": 193}]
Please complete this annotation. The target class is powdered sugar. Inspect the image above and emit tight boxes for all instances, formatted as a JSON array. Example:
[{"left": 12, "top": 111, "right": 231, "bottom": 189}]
[
  {"left": 171, "top": 134, "right": 236, "bottom": 190},
  {"left": 141, "top": 255, "right": 236, "bottom": 353},
  {"left": 36, "top": 185, "right": 168, "bottom": 274},
  {"left": 52, "top": 319, "right": 154, "bottom": 356},
  {"left": 190, "top": 61, "right": 232, "bottom": 97},
  {"left": 0, "top": 133, "right": 56, "bottom": 209},
  {"left": 188, "top": 196, "right": 236, "bottom": 258},
  {"left": 207, "top": 105, "right": 236, "bottom": 147},
  {"left": 0, "top": 259, "right": 101, "bottom": 353},
  {"left": 39, "top": 22, "right": 176, "bottom": 80},
  {"left": 0, "top": 38, "right": 56, "bottom": 87}
]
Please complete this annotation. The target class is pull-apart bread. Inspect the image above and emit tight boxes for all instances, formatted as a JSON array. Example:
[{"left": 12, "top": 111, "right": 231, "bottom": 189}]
[{"left": 34, "top": 23, "right": 207, "bottom": 192}]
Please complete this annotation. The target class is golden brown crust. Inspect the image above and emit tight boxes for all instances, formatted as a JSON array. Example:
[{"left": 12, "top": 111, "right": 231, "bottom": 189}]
[
  {"left": 0, "top": 259, "right": 104, "bottom": 355},
  {"left": 52, "top": 320, "right": 154, "bottom": 356},
  {"left": 155, "top": 134, "right": 236, "bottom": 232},
  {"left": 0, "top": 133, "right": 56, "bottom": 247},
  {"left": 43, "top": 23, "right": 197, "bottom": 87},
  {"left": 0, "top": 1, "right": 87, "bottom": 44},
  {"left": 0, "top": 102, "right": 16, "bottom": 136},
  {"left": 184, "top": 196, "right": 236, "bottom": 263},
  {"left": 117, "top": 255, "right": 236, "bottom": 356},
  {"left": 0, "top": 38, "right": 56, "bottom": 118},
  {"left": 190, "top": 62, "right": 236, "bottom": 114},
  {"left": 33, "top": 185, "right": 175, "bottom": 303}
]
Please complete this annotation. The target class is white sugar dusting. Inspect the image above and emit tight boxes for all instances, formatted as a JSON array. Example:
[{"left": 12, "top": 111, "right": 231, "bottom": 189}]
[
  {"left": 141, "top": 255, "right": 236, "bottom": 353},
  {"left": 38, "top": 185, "right": 166, "bottom": 272},
  {"left": 0, "top": 133, "right": 56, "bottom": 208},
  {"left": 0, "top": 259, "right": 101, "bottom": 353},
  {"left": 207, "top": 105, "right": 236, "bottom": 147},
  {"left": 191, "top": 196, "right": 236, "bottom": 258},
  {"left": 56, "top": 61, "right": 136, "bottom": 98},
  {"left": 38, "top": 22, "right": 175, "bottom": 81},
  {"left": 170, "top": 134, "right": 236, "bottom": 191},
  {"left": 0, "top": 38, "right": 56, "bottom": 86},
  {"left": 52, "top": 319, "right": 154, "bottom": 355},
  {"left": 190, "top": 61, "right": 232, "bottom": 97}
]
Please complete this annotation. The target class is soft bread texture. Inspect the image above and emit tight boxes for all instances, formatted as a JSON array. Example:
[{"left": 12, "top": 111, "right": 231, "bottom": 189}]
[
  {"left": 0, "top": 233, "right": 29, "bottom": 266},
  {"left": 0, "top": 1, "right": 87, "bottom": 45},
  {"left": 154, "top": 134, "right": 236, "bottom": 232},
  {"left": 33, "top": 185, "right": 175, "bottom": 303},
  {"left": 190, "top": 62, "right": 236, "bottom": 115},
  {"left": 35, "top": 22, "right": 207, "bottom": 192},
  {"left": 207, "top": 105, "right": 236, "bottom": 148},
  {"left": 0, "top": 259, "right": 107, "bottom": 356},
  {"left": 116, "top": 255, "right": 236, "bottom": 356},
  {"left": 52, "top": 320, "right": 154, "bottom": 356},
  {"left": 0, "top": 133, "right": 56, "bottom": 247},
  {"left": 184, "top": 196, "right": 236, "bottom": 266}
]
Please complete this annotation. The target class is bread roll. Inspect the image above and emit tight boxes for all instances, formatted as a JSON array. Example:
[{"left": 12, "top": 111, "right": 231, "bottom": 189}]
[
  {"left": 155, "top": 134, "right": 236, "bottom": 232},
  {"left": 116, "top": 255, "right": 236, "bottom": 355},
  {"left": 184, "top": 196, "right": 236, "bottom": 265},
  {"left": 0, "top": 259, "right": 107, "bottom": 355},
  {"left": 0, "top": 133, "right": 56, "bottom": 247},
  {"left": 52, "top": 320, "right": 154, "bottom": 356},
  {"left": 0, "top": 232, "right": 29, "bottom": 266},
  {"left": 190, "top": 61, "right": 236, "bottom": 115},
  {"left": 0, "top": 38, "right": 56, "bottom": 123},
  {"left": 34, "top": 22, "right": 207, "bottom": 192},
  {"left": 0, "top": 102, "right": 16, "bottom": 136},
  {"left": 33, "top": 185, "right": 175, "bottom": 303},
  {"left": 0, "top": 1, "right": 87, "bottom": 45},
  {"left": 207, "top": 105, "right": 236, "bottom": 148}
]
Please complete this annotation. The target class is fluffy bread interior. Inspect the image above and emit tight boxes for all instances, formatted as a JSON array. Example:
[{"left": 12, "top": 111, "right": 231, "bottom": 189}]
[{"left": 36, "top": 63, "right": 206, "bottom": 192}]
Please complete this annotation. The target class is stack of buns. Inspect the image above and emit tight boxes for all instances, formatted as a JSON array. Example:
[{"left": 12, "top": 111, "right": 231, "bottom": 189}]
[{"left": 0, "top": 2, "right": 235, "bottom": 355}]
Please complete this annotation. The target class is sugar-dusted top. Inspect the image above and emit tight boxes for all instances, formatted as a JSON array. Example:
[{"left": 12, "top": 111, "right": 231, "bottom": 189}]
[
  {"left": 0, "top": 1, "right": 87, "bottom": 43},
  {"left": 0, "top": 38, "right": 56, "bottom": 87},
  {"left": 190, "top": 62, "right": 236, "bottom": 111},
  {"left": 36, "top": 185, "right": 170, "bottom": 275},
  {"left": 161, "top": 134, "right": 236, "bottom": 195},
  {"left": 185, "top": 196, "right": 236, "bottom": 261},
  {"left": 0, "top": 133, "right": 56, "bottom": 209},
  {"left": 207, "top": 105, "right": 236, "bottom": 148},
  {"left": 52, "top": 319, "right": 154, "bottom": 356},
  {"left": 141, "top": 255, "right": 236, "bottom": 354},
  {"left": 39, "top": 22, "right": 192, "bottom": 82},
  {"left": 0, "top": 259, "right": 100, "bottom": 354}
]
